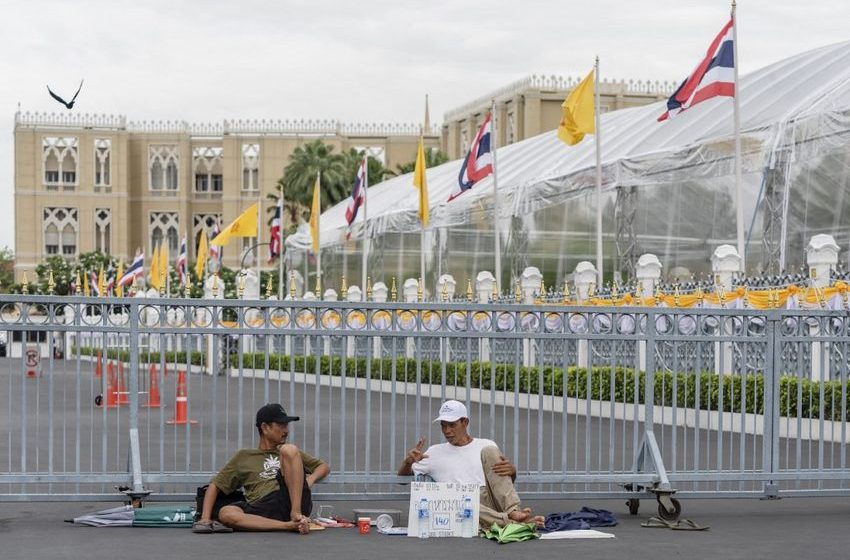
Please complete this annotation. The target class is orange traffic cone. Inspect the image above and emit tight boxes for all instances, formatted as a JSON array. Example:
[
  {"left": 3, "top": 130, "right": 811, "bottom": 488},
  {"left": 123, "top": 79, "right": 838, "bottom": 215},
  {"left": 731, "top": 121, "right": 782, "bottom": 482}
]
[
  {"left": 117, "top": 361, "right": 129, "bottom": 405},
  {"left": 143, "top": 364, "right": 162, "bottom": 408},
  {"left": 95, "top": 351, "right": 102, "bottom": 377},
  {"left": 104, "top": 361, "right": 119, "bottom": 408},
  {"left": 166, "top": 370, "right": 197, "bottom": 425}
]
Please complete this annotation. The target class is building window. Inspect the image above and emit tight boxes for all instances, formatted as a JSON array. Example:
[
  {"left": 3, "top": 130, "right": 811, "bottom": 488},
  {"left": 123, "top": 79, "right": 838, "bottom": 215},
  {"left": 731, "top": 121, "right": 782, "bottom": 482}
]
[
  {"left": 94, "top": 139, "right": 111, "bottom": 186},
  {"left": 43, "top": 207, "right": 78, "bottom": 257},
  {"left": 193, "top": 146, "right": 223, "bottom": 193},
  {"left": 42, "top": 137, "right": 78, "bottom": 188},
  {"left": 95, "top": 208, "right": 111, "bottom": 253},
  {"left": 193, "top": 213, "right": 221, "bottom": 260},
  {"left": 149, "top": 145, "right": 179, "bottom": 191},
  {"left": 351, "top": 145, "right": 386, "bottom": 165},
  {"left": 149, "top": 212, "right": 180, "bottom": 258},
  {"left": 242, "top": 143, "right": 259, "bottom": 191}
]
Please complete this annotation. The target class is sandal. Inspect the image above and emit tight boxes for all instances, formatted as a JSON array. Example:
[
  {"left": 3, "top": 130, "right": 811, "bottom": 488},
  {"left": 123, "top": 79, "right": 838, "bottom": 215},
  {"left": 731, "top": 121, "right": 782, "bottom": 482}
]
[
  {"left": 640, "top": 516, "right": 676, "bottom": 529},
  {"left": 671, "top": 519, "right": 709, "bottom": 531},
  {"left": 192, "top": 520, "right": 214, "bottom": 534},
  {"left": 211, "top": 520, "right": 234, "bottom": 533}
]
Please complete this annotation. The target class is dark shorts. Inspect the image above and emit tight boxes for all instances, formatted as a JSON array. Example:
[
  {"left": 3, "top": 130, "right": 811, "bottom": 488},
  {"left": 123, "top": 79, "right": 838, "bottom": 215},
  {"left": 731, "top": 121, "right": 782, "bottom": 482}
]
[{"left": 231, "top": 475, "right": 312, "bottom": 522}]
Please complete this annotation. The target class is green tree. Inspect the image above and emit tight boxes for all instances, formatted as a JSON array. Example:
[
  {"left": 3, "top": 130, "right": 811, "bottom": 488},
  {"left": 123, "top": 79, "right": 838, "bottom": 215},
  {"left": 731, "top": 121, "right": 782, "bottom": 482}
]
[
  {"left": 340, "top": 147, "right": 390, "bottom": 188},
  {"left": 389, "top": 147, "right": 449, "bottom": 176},
  {"left": 278, "top": 139, "right": 348, "bottom": 218},
  {"left": 0, "top": 246, "right": 14, "bottom": 292}
]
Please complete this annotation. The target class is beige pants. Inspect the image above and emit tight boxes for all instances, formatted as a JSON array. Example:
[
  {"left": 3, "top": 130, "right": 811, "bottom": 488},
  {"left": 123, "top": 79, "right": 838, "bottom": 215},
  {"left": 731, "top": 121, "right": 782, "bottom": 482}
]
[{"left": 478, "top": 445, "right": 522, "bottom": 529}]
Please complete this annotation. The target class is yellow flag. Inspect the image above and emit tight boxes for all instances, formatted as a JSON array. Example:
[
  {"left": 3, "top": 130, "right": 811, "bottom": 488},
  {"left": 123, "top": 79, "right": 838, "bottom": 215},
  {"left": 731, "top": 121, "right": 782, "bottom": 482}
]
[
  {"left": 558, "top": 69, "right": 596, "bottom": 146},
  {"left": 158, "top": 241, "right": 169, "bottom": 288},
  {"left": 195, "top": 232, "right": 208, "bottom": 281},
  {"left": 211, "top": 203, "right": 258, "bottom": 246},
  {"left": 97, "top": 265, "right": 105, "bottom": 297},
  {"left": 115, "top": 261, "right": 124, "bottom": 297},
  {"left": 413, "top": 137, "right": 429, "bottom": 227},
  {"left": 83, "top": 270, "right": 90, "bottom": 297},
  {"left": 309, "top": 173, "right": 321, "bottom": 253},
  {"left": 150, "top": 244, "right": 160, "bottom": 290}
]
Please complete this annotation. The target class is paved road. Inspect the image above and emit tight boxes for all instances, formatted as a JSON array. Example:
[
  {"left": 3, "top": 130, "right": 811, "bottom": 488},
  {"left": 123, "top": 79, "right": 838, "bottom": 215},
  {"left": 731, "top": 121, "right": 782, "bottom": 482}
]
[{"left": 2, "top": 497, "right": 850, "bottom": 560}]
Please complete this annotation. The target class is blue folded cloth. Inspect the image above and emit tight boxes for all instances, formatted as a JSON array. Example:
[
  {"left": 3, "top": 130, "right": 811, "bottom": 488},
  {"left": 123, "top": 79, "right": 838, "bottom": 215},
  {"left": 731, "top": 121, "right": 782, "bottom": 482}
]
[{"left": 540, "top": 507, "right": 617, "bottom": 533}]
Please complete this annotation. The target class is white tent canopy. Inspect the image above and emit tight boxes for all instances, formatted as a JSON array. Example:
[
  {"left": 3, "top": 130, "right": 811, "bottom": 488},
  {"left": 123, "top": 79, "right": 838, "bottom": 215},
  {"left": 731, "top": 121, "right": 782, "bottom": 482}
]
[{"left": 287, "top": 40, "right": 850, "bottom": 278}]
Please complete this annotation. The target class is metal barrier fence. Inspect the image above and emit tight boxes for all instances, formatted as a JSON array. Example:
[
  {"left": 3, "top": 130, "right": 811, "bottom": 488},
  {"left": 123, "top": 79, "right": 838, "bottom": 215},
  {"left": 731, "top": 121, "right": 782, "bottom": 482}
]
[{"left": 1, "top": 295, "right": 849, "bottom": 516}]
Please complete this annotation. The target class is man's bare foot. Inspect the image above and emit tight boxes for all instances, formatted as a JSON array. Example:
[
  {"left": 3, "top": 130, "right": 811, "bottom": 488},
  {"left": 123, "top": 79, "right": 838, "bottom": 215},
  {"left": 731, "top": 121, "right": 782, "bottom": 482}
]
[
  {"left": 295, "top": 517, "right": 310, "bottom": 535},
  {"left": 508, "top": 508, "right": 545, "bottom": 527}
]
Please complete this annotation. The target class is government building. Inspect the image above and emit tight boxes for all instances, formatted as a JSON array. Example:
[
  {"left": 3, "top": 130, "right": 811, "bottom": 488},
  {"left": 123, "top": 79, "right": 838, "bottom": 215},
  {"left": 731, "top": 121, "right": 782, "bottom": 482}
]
[{"left": 13, "top": 75, "right": 672, "bottom": 280}]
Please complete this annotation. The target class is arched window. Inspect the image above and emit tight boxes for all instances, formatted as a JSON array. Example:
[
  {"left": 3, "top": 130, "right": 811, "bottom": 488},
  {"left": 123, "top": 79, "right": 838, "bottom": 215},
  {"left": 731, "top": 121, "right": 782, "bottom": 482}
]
[
  {"left": 95, "top": 208, "right": 111, "bottom": 253},
  {"left": 242, "top": 143, "right": 260, "bottom": 191},
  {"left": 150, "top": 212, "right": 180, "bottom": 260},
  {"left": 94, "top": 139, "right": 111, "bottom": 186},
  {"left": 149, "top": 145, "right": 179, "bottom": 191},
  {"left": 43, "top": 207, "right": 78, "bottom": 257},
  {"left": 42, "top": 137, "right": 78, "bottom": 187}
]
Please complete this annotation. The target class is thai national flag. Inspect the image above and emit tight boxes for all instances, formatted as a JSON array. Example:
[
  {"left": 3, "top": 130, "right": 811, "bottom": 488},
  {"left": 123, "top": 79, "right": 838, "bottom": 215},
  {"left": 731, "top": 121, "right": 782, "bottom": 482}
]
[
  {"left": 345, "top": 157, "right": 367, "bottom": 228},
  {"left": 176, "top": 236, "right": 187, "bottom": 285},
  {"left": 118, "top": 252, "right": 145, "bottom": 287},
  {"left": 106, "top": 264, "right": 116, "bottom": 295},
  {"left": 209, "top": 221, "right": 222, "bottom": 270},
  {"left": 269, "top": 197, "right": 282, "bottom": 262},
  {"left": 449, "top": 113, "right": 493, "bottom": 201},
  {"left": 90, "top": 271, "right": 100, "bottom": 297},
  {"left": 658, "top": 18, "right": 735, "bottom": 121}
]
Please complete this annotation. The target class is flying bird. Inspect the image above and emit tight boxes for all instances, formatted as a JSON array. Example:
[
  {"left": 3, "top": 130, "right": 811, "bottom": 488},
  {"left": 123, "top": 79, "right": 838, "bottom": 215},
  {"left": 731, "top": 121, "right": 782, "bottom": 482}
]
[{"left": 46, "top": 80, "right": 84, "bottom": 109}]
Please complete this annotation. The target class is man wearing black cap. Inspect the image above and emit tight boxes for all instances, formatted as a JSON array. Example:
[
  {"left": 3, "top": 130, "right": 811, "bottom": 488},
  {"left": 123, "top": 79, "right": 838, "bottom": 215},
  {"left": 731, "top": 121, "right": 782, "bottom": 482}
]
[{"left": 194, "top": 403, "right": 330, "bottom": 534}]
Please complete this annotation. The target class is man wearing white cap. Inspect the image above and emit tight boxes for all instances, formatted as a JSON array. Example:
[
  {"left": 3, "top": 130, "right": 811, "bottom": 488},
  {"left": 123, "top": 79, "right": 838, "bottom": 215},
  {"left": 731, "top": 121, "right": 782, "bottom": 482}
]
[{"left": 398, "top": 399, "right": 544, "bottom": 529}]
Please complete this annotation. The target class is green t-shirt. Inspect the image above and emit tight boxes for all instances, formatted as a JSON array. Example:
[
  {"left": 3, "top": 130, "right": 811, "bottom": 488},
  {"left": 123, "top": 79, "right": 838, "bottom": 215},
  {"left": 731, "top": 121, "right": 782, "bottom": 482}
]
[{"left": 212, "top": 448, "right": 324, "bottom": 504}]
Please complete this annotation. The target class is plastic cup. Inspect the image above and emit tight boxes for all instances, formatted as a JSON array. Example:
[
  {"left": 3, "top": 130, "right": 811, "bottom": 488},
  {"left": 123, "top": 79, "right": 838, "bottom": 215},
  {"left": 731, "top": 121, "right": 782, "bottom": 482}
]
[
  {"left": 358, "top": 517, "right": 371, "bottom": 534},
  {"left": 375, "top": 514, "right": 393, "bottom": 531}
]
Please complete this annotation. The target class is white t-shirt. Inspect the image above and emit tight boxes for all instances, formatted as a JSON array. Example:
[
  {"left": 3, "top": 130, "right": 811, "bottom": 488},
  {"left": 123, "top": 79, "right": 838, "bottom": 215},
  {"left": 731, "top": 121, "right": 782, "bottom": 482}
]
[{"left": 412, "top": 438, "right": 498, "bottom": 486}]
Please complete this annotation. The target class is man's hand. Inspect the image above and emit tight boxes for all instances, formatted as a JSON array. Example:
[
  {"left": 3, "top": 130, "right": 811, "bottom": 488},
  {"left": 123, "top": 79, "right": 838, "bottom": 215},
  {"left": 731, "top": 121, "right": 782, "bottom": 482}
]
[
  {"left": 492, "top": 454, "right": 516, "bottom": 478},
  {"left": 405, "top": 437, "right": 429, "bottom": 466},
  {"left": 398, "top": 437, "right": 428, "bottom": 475}
]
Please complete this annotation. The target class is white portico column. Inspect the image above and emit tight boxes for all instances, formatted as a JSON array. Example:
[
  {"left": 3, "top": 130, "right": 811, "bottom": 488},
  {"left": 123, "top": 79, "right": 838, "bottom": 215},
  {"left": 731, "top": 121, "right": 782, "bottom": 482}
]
[
  {"left": 711, "top": 245, "right": 743, "bottom": 377},
  {"left": 475, "top": 271, "right": 497, "bottom": 362},
  {"left": 371, "top": 282, "right": 389, "bottom": 358},
  {"left": 635, "top": 254, "right": 662, "bottom": 373},
  {"left": 573, "top": 261, "right": 598, "bottom": 303},
  {"left": 806, "top": 234, "right": 840, "bottom": 381},
  {"left": 519, "top": 266, "right": 542, "bottom": 366},
  {"left": 403, "top": 278, "right": 419, "bottom": 358}
]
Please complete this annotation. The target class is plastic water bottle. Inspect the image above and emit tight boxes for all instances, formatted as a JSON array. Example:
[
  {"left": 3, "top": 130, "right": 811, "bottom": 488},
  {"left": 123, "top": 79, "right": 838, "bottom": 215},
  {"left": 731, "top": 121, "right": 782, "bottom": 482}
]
[
  {"left": 461, "top": 495, "right": 474, "bottom": 538},
  {"left": 417, "top": 497, "right": 430, "bottom": 538}
]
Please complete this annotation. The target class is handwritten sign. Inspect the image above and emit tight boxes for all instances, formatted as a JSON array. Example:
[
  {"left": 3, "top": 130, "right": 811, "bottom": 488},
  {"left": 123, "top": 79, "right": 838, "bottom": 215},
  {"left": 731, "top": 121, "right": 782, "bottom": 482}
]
[{"left": 407, "top": 481, "right": 480, "bottom": 538}]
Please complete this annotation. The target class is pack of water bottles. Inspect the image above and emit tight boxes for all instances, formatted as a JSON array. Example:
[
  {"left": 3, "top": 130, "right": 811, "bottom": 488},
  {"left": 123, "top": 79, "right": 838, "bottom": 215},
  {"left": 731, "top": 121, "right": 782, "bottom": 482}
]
[{"left": 407, "top": 481, "right": 480, "bottom": 538}]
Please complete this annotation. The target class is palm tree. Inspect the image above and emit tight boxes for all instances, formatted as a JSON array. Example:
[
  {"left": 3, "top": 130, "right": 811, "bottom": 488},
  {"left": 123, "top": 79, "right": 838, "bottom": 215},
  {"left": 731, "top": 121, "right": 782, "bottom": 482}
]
[
  {"left": 388, "top": 147, "right": 450, "bottom": 176},
  {"left": 280, "top": 139, "right": 348, "bottom": 212},
  {"left": 340, "top": 148, "right": 391, "bottom": 188}
]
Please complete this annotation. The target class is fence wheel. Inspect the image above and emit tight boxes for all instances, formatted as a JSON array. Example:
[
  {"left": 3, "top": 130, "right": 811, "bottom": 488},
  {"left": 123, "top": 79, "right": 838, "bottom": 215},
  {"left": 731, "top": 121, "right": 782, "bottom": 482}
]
[
  {"left": 656, "top": 497, "right": 681, "bottom": 522},
  {"left": 626, "top": 498, "right": 640, "bottom": 515}
]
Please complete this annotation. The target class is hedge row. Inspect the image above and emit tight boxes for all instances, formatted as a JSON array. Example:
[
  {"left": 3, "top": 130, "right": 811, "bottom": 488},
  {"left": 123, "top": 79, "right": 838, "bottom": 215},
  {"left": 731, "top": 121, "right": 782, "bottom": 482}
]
[
  {"left": 234, "top": 353, "right": 850, "bottom": 422},
  {"left": 75, "top": 346, "right": 207, "bottom": 366}
]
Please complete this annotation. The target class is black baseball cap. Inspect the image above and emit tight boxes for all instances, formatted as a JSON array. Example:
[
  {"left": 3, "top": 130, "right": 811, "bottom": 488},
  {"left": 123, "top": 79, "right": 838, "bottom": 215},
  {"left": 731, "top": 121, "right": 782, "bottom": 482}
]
[{"left": 255, "top": 403, "right": 300, "bottom": 426}]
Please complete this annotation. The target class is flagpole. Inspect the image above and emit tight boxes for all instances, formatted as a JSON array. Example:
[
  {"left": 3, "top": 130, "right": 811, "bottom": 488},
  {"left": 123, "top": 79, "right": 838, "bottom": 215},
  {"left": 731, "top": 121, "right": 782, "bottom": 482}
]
[
  {"left": 256, "top": 193, "right": 263, "bottom": 296},
  {"left": 360, "top": 156, "right": 369, "bottom": 293},
  {"left": 732, "top": 0, "right": 745, "bottom": 269},
  {"left": 278, "top": 172, "right": 285, "bottom": 299},
  {"left": 594, "top": 56, "right": 603, "bottom": 285},
  {"left": 316, "top": 171, "right": 322, "bottom": 294},
  {"left": 490, "top": 99, "right": 503, "bottom": 293}
]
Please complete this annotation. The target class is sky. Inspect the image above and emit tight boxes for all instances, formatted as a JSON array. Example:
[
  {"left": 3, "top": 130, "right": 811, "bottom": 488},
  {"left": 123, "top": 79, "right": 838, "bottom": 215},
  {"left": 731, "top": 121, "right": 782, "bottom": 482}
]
[{"left": 1, "top": 0, "right": 848, "bottom": 252}]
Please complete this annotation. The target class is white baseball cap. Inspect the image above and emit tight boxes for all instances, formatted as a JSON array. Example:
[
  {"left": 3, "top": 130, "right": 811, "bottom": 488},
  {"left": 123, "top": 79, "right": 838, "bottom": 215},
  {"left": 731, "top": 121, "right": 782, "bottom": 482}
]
[{"left": 433, "top": 400, "right": 468, "bottom": 423}]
